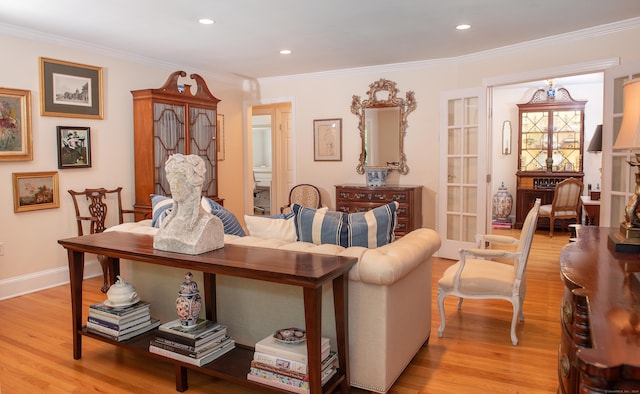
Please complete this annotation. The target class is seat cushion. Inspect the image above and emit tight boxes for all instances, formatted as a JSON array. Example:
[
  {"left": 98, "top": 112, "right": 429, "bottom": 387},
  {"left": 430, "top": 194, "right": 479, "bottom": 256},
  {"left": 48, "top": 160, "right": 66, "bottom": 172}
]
[{"left": 438, "top": 258, "right": 515, "bottom": 296}]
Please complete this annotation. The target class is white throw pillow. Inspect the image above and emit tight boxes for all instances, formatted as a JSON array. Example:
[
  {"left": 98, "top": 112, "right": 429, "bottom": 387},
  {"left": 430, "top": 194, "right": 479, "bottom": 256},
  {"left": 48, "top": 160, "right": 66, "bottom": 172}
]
[{"left": 245, "top": 208, "right": 327, "bottom": 242}]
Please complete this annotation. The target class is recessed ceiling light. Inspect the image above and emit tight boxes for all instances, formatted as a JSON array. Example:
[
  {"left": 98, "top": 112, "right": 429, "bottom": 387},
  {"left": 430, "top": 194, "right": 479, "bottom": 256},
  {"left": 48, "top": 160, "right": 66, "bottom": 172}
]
[
  {"left": 280, "top": 49, "right": 292, "bottom": 55},
  {"left": 456, "top": 24, "right": 471, "bottom": 30},
  {"left": 198, "top": 18, "right": 215, "bottom": 25}
]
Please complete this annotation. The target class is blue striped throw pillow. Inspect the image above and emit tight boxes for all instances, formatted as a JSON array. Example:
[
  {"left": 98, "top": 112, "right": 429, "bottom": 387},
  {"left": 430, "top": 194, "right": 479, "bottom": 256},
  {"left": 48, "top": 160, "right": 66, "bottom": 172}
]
[
  {"left": 151, "top": 194, "right": 174, "bottom": 228},
  {"left": 345, "top": 201, "right": 398, "bottom": 248},
  {"left": 201, "top": 197, "right": 246, "bottom": 236},
  {"left": 292, "top": 201, "right": 398, "bottom": 248},
  {"left": 292, "top": 204, "right": 345, "bottom": 245}
]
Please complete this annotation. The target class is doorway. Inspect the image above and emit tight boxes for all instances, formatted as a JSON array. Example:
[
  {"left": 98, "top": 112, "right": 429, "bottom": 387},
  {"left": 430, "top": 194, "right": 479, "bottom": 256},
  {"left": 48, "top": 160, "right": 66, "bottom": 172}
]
[{"left": 249, "top": 103, "right": 292, "bottom": 215}]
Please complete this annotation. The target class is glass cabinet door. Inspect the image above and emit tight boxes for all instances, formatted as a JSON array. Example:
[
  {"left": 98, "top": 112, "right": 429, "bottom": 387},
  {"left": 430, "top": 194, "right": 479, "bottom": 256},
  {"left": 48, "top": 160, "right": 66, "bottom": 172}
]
[
  {"left": 552, "top": 110, "right": 582, "bottom": 172},
  {"left": 520, "top": 111, "right": 548, "bottom": 171}
]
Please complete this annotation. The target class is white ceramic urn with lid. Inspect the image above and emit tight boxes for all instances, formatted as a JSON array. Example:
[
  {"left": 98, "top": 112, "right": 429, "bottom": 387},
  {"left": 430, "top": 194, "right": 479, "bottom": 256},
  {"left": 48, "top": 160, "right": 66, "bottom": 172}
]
[{"left": 106, "top": 276, "right": 139, "bottom": 306}]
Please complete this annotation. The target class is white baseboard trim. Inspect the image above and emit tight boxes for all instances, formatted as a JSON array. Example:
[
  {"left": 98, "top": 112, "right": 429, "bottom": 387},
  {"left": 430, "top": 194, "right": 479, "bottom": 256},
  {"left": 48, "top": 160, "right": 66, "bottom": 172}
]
[{"left": 0, "top": 259, "right": 102, "bottom": 300}]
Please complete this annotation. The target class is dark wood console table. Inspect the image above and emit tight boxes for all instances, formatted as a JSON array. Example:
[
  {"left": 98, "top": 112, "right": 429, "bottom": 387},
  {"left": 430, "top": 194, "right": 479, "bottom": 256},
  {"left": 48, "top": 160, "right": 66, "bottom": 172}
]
[
  {"left": 58, "top": 231, "right": 357, "bottom": 393},
  {"left": 559, "top": 227, "right": 640, "bottom": 393}
]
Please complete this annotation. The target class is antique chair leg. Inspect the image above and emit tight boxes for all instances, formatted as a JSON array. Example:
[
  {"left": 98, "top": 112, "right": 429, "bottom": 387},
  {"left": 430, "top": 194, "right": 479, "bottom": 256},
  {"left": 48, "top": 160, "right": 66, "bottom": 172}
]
[{"left": 97, "top": 254, "right": 111, "bottom": 293}]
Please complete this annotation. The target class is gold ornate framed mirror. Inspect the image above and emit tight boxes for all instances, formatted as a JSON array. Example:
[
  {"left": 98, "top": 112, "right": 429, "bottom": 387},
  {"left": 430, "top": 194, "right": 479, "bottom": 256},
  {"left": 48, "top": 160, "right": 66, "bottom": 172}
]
[{"left": 351, "top": 78, "right": 416, "bottom": 175}]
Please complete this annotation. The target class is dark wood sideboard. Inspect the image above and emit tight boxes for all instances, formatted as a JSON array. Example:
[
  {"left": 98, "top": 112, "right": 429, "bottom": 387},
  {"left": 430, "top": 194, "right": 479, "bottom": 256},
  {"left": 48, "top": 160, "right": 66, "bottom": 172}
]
[
  {"left": 335, "top": 184, "right": 422, "bottom": 237},
  {"left": 559, "top": 227, "right": 640, "bottom": 393}
]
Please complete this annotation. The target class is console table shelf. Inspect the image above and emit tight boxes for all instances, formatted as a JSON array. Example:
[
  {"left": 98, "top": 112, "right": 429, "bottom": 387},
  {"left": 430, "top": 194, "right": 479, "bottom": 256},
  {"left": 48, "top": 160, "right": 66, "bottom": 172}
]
[{"left": 60, "top": 231, "right": 356, "bottom": 393}]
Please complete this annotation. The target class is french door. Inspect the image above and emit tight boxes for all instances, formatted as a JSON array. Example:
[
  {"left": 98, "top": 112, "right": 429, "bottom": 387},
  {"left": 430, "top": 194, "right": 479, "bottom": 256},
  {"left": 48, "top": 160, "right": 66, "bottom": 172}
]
[
  {"left": 601, "top": 62, "right": 640, "bottom": 227},
  {"left": 438, "top": 88, "right": 487, "bottom": 259}
]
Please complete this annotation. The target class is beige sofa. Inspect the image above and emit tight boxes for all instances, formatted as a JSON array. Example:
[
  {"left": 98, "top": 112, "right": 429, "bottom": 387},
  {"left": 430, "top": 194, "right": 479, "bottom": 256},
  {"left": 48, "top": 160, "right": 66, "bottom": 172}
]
[{"left": 107, "top": 220, "right": 441, "bottom": 393}]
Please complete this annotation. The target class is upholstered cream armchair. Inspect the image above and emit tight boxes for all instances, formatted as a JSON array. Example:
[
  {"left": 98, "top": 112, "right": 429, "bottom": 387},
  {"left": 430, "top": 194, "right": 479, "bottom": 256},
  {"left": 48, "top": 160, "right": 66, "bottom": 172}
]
[
  {"left": 538, "top": 177, "right": 583, "bottom": 237},
  {"left": 437, "top": 198, "right": 541, "bottom": 346},
  {"left": 280, "top": 184, "right": 321, "bottom": 214}
]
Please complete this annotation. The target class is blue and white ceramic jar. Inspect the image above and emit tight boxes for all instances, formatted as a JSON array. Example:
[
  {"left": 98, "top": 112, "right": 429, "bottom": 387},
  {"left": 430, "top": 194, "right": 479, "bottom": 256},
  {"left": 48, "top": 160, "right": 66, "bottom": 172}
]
[
  {"left": 492, "top": 182, "right": 513, "bottom": 220},
  {"left": 364, "top": 166, "right": 388, "bottom": 187},
  {"left": 176, "top": 272, "right": 202, "bottom": 328}
]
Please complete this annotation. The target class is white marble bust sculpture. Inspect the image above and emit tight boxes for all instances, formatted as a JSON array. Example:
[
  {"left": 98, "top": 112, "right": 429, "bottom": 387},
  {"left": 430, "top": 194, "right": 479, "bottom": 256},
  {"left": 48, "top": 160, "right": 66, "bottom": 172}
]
[{"left": 153, "top": 154, "right": 224, "bottom": 254}]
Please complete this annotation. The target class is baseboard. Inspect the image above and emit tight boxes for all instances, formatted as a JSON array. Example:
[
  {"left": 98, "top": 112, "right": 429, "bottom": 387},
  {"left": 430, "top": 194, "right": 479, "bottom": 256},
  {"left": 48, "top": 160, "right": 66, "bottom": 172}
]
[{"left": 0, "top": 259, "right": 102, "bottom": 300}]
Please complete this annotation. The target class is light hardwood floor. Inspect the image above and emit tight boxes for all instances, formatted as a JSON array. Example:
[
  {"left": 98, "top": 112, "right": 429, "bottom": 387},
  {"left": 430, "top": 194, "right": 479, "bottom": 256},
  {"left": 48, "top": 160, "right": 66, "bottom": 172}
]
[{"left": 0, "top": 228, "right": 568, "bottom": 393}]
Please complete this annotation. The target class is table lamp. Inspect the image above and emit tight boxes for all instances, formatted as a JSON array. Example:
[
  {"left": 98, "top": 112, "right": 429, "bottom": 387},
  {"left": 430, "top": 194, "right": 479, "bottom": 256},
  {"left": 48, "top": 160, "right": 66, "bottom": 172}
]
[{"left": 611, "top": 78, "right": 640, "bottom": 251}]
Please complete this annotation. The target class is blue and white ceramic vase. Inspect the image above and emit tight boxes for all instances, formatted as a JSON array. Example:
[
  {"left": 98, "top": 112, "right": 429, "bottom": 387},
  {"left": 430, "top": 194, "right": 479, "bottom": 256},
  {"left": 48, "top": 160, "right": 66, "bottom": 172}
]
[
  {"left": 176, "top": 272, "right": 202, "bottom": 328},
  {"left": 492, "top": 182, "right": 513, "bottom": 220},
  {"left": 364, "top": 166, "right": 388, "bottom": 187}
]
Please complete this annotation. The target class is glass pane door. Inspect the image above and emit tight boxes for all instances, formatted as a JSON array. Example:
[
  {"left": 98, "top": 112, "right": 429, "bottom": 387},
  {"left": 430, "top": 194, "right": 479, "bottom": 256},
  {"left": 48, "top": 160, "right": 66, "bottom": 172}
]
[{"left": 439, "top": 88, "right": 486, "bottom": 259}]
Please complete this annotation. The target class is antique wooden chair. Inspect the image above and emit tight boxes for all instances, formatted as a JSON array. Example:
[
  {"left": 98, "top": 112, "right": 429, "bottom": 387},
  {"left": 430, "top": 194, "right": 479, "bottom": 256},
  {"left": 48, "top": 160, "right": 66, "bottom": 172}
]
[
  {"left": 437, "top": 198, "right": 540, "bottom": 346},
  {"left": 280, "top": 184, "right": 321, "bottom": 214},
  {"left": 538, "top": 178, "right": 583, "bottom": 237},
  {"left": 68, "top": 187, "right": 143, "bottom": 292}
]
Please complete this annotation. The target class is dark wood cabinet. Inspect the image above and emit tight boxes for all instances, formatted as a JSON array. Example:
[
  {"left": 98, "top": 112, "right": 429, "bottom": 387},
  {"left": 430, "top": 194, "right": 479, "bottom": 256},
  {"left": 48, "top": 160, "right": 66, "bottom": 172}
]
[
  {"left": 559, "top": 227, "right": 640, "bottom": 393},
  {"left": 335, "top": 184, "right": 422, "bottom": 237},
  {"left": 131, "top": 71, "right": 221, "bottom": 218},
  {"left": 515, "top": 87, "right": 586, "bottom": 228}
]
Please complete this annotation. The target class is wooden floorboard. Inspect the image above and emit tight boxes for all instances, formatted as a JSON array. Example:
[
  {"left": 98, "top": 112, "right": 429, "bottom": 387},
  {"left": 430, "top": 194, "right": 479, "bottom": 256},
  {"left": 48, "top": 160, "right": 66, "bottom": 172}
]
[{"left": 0, "top": 228, "right": 568, "bottom": 393}]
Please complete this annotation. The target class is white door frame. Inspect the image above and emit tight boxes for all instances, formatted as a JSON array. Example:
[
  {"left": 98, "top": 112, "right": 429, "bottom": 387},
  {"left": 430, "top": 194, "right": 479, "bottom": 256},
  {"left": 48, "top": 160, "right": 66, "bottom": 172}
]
[{"left": 242, "top": 98, "right": 296, "bottom": 216}]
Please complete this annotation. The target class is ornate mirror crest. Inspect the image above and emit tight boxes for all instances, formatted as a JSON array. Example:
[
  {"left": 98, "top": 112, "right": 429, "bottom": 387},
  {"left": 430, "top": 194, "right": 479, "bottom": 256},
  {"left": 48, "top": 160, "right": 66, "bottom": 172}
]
[{"left": 351, "top": 78, "right": 416, "bottom": 175}]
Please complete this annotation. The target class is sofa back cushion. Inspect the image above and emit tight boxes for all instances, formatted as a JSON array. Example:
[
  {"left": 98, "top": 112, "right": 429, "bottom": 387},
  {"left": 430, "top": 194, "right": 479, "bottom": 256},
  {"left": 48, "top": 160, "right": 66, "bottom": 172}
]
[
  {"left": 244, "top": 208, "right": 328, "bottom": 242},
  {"left": 292, "top": 202, "right": 398, "bottom": 248}
]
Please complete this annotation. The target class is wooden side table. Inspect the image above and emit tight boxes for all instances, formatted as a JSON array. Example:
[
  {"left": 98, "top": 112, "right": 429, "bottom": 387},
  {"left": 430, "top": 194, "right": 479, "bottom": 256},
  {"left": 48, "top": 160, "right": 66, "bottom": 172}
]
[{"left": 580, "top": 196, "right": 600, "bottom": 226}]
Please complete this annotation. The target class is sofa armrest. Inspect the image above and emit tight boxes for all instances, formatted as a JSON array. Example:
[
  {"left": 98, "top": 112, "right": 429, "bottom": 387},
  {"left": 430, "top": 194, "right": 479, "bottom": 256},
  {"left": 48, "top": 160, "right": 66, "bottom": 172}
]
[{"left": 347, "top": 228, "right": 441, "bottom": 286}]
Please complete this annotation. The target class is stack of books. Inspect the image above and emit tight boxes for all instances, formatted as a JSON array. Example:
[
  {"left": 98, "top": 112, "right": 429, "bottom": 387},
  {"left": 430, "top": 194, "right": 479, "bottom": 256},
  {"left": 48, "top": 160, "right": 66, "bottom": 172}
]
[
  {"left": 492, "top": 218, "right": 512, "bottom": 229},
  {"left": 149, "top": 319, "right": 235, "bottom": 367},
  {"left": 86, "top": 300, "right": 160, "bottom": 342},
  {"left": 247, "top": 333, "right": 338, "bottom": 393}
]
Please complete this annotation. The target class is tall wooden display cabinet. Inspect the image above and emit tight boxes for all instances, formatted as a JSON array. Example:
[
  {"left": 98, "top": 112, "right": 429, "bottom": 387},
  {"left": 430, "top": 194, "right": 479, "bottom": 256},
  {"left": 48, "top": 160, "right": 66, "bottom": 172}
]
[
  {"left": 131, "top": 71, "right": 221, "bottom": 217},
  {"left": 515, "top": 87, "right": 586, "bottom": 228}
]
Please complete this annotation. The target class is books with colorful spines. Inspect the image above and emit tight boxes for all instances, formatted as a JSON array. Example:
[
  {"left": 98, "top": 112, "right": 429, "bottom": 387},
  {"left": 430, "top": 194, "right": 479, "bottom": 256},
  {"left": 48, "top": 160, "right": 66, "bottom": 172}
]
[
  {"left": 87, "top": 314, "right": 151, "bottom": 332},
  {"left": 254, "top": 334, "right": 331, "bottom": 364},
  {"left": 250, "top": 351, "right": 338, "bottom": 381},
  {"left": 246, "top": 364, "right": 337, "bottom": 393},
  {"left": 88, "top": 301, "right": 150, "bottom": 321},
  {"left": 87, "top": 318, "right": 160, "bottom": 342},
  {"left": 158, "top": 318, "right": 221, "bottom": 339},
  {"left": 149, "top": 337, "right": 235, "bottom": 366},
  {"left": 150, "top": 334, "right": 231, "bottom": 358},
  {"left": 155, "top": 323, "right": 227, "bottom": 348}
]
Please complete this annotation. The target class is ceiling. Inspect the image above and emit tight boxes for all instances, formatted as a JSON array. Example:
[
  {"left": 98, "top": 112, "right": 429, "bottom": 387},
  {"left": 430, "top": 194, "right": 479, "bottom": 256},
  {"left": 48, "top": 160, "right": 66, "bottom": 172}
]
[{"left": 1, "top": 1, "right": 640, "bottom": 81}]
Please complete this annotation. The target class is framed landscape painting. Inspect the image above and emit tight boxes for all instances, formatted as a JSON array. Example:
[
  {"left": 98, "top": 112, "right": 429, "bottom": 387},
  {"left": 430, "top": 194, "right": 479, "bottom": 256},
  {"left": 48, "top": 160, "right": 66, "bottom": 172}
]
[
  {"left": 12, "top": 171, "right": 60, "bottom": 212},
  {"left": 0, "top": 87, "right": 32, "bottom": 161},
  {"left": 57, "top": 126, "right": 91, "bottom": 168},
  {"left": 40, "top": 57, "right": 103, "bottom": 119}
]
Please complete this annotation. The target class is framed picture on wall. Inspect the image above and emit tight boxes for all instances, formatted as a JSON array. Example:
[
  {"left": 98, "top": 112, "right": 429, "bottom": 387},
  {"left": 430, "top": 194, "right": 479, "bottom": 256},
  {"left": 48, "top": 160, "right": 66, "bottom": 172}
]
[
  {"left": 313, "top": 118, "right": 342, "bottom": 161},
  {"left": 40, "top": 57, "right": 103, "bottom": 119},
  {"left": 12, "top": 171, "right": 60, "bottom": 212},
  {"left": 0, "top": 87, "right": 32, "bottom": 161},
  {"left": 57, "top": 126, "right": 91, "bottom": 168},
  {"left": 217, "top": 114, "right": 225, "bottom": 161}
]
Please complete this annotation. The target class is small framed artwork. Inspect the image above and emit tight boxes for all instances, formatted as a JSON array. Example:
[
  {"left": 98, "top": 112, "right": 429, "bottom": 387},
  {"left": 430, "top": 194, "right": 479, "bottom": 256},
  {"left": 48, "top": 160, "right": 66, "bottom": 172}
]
[
  {"left": 57, "top": 126, "right": 91, "bottom": 168},
  {"left": 314, "top": 118, "right": 342, "bottom": 161},
  {"left": 0, "top": 87, "right": 32, "bottom": 161},
  {"left": 40, "top": 57, "right": 103, "bottom": 119},
  {"left": 12, "top": 171, "right": 60, "bottom": 212},
  {"left": 217, "top": 114, "right": 225, "bottom": 161}
]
